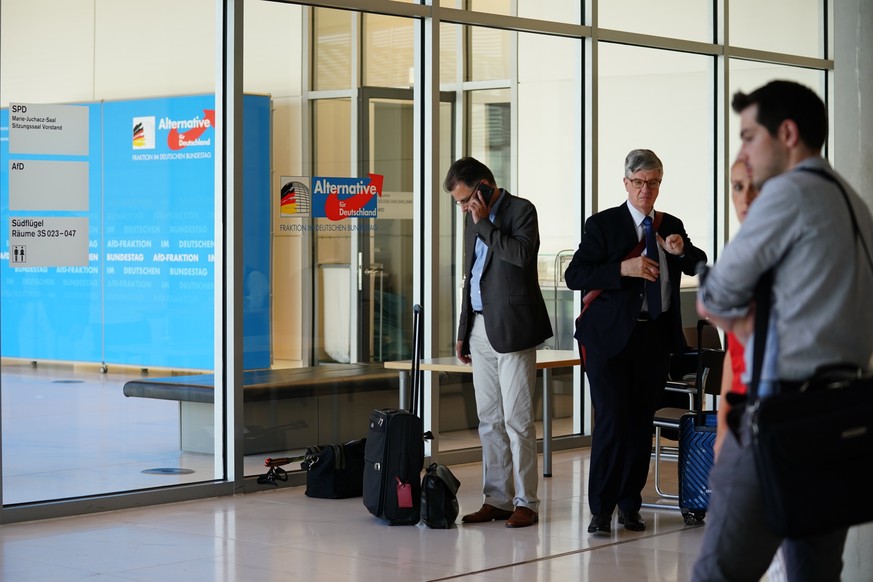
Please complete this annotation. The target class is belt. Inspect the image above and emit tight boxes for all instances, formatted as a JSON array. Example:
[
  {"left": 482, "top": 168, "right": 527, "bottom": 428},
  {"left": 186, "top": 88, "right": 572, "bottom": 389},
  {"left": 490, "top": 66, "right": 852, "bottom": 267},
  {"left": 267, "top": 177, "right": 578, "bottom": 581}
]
[
  {"left": 636, "top": 312, "right": 651, "bottom": 322},
  {"left": 473, "top": 310, "right": 483, "bottom": 315}
]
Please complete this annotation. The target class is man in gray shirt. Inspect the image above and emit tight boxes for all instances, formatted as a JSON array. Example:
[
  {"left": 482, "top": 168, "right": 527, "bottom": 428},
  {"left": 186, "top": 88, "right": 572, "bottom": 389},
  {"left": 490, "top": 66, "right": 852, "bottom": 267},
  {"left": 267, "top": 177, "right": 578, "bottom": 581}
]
[{"left": 692, "top": 80, "right": 873, "bottom": 581}]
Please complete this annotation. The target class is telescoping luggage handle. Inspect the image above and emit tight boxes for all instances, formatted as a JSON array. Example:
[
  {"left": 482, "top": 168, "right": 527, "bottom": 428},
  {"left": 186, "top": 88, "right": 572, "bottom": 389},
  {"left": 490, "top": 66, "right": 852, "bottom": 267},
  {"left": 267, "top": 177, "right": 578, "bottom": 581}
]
[
  {"left": 410, "top": 304, "right": 423, "bottom": 417},
  {"left": 693, "top": 319, "right": 720, "bottom": 430}
]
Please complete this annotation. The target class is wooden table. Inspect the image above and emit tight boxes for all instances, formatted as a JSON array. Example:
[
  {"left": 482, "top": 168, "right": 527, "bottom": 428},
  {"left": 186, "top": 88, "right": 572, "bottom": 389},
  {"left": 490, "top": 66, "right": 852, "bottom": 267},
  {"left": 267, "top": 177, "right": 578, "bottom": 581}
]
[{"left": 384, "top": 349, "right": 580, "bottom": 477}]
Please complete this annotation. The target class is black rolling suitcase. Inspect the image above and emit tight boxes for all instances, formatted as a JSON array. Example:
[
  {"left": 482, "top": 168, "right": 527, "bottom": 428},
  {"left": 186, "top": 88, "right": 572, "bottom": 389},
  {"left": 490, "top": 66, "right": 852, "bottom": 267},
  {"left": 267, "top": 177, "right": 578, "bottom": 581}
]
[
  {"left": 363, "top": 304, "right": 425, "bottom": 525},
  {"left": 677, "top": 410, "right": 716, "bottom": 524}
]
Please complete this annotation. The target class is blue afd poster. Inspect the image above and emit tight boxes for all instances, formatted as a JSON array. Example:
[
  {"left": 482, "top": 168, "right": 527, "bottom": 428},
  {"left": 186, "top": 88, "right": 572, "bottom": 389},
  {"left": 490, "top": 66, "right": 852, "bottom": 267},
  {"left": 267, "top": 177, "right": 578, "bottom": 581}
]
[
  {"left": 1, "top": 95, "right": 271, "bottom": 370},
  {"left": 102, "top": 95, "right": 217, "bottom": 369}
]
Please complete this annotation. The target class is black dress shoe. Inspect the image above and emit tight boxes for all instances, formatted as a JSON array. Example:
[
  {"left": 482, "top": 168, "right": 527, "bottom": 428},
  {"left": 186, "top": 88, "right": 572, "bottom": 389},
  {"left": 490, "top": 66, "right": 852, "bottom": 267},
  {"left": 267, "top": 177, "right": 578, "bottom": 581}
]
[
  {"left": 587, "top": 513, "right": 611, "bottom": 534},
  {"left": 618, "top": 509, "right": 646, "bottom": 531}
]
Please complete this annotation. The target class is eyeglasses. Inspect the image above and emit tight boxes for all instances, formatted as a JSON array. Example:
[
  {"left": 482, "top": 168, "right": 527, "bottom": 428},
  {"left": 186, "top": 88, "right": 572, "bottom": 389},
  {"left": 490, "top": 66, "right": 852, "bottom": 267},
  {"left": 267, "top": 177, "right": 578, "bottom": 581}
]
[
  {"left": 454, "top": 192, "right": 473, "bottom": 206},
  {"left": 452, "top": 184, "right": 476, "bottom": 206},
  {"left": 627, "top": 178, "right": 662, "bottom": 190}
]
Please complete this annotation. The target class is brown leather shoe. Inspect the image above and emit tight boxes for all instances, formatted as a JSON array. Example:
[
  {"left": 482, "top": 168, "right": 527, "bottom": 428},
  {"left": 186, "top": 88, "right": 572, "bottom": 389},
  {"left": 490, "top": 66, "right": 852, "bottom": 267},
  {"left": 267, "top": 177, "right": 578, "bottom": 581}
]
[
  {"left": 462, "top": 504, "right": 513, "bottom": 523},
  {"left": 505, "top": 506, "right": 539, "bottom": 528}
]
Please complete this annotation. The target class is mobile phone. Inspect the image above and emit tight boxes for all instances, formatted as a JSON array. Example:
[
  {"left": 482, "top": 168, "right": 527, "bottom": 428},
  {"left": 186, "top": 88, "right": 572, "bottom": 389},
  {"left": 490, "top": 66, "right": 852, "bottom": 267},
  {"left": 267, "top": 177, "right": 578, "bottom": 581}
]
[{"left": 477, "top": 182, "right": 494, "bottom": 205}]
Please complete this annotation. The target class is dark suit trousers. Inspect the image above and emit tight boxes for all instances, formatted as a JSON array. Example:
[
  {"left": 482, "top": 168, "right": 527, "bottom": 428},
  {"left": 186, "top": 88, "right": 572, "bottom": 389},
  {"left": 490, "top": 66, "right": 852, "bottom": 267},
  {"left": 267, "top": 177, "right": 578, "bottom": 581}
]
[{"left": 585, "top": 316, "right": 670, "bottom": 516}]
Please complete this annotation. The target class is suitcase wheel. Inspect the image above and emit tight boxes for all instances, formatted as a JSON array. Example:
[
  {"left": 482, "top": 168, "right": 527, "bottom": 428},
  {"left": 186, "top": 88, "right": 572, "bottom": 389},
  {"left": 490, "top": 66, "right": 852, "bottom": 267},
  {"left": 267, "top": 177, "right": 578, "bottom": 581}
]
[{"left": 681, "top": 510, "right": 705, "bottom": 525}]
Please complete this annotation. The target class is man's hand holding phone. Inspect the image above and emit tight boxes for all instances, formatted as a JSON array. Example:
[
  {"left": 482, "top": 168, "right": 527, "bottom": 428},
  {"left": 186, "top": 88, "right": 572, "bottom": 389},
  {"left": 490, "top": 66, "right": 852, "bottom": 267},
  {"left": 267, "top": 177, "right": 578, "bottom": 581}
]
[
  {"left": 469, "top": 181, "right": 495, "bottom": 223},
  {"left": 477, "top": 182, "right": 494, "bottom": 205}
]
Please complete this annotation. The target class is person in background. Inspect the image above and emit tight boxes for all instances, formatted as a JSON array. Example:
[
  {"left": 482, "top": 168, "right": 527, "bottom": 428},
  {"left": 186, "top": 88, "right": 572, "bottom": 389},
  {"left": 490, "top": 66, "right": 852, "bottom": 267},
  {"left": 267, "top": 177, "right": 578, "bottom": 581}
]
[
  {"left": 714, "top": 157, "right": 758, "bottom": 460},
  {"left": 717, "top": 157, "right": 788, "bottom": 582},
  {"left": 564, "top": 148, "right": 706, "bottom": 534},
  {"left": 445, "top": 157, "right": 553, "bottom": 529},
  {"left": 693, "top": 80, "right": 873, "bottom": 581}
]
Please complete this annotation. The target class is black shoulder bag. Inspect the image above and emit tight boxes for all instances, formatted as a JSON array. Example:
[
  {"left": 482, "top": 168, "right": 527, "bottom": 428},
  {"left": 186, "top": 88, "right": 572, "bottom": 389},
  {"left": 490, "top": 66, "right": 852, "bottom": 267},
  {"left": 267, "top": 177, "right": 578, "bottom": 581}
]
[
  {"left": 420, "top": 462, "right": 461, "bottom": 529},
  {"left": 748, "top": 168, "right": 873, "bottom": 537}
]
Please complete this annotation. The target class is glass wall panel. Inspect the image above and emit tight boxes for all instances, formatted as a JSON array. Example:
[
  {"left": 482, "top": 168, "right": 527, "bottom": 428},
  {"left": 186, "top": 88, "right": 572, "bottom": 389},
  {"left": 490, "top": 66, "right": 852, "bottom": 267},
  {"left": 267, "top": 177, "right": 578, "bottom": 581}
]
[
  {"left": 0, "top": 0, "right": 835, "bottom": 518},
  {"left": 468, "top": 89, "right": 512, "bottom": 185},
  {"left": 470, "top": 27, "right": 511, "bottom": 82},
  {"left": 598, "top": 43, "right": 715, "bottom": 264},
  {"left": 439, "top": 22, "right": 461, "bottom": 85},
  {"left": 725, "top": 62, "right": 825, "bottom": 239},
  {"left": 599, "top": 0, "right": 713, "bottom": 43},
  {"left": 518, "top": 0, "right": 581, "bottom": 24},
  {"left": 468, "top": 0, "right": 511, "bottom": 15},
  {"left": 729, "top": 0, "right": 824, "bottom": 58},
  {"left": 436, "top": 100, "right": 458, "bottom": 359},
  {"left": 1, "top": 0, "right": 220, "bottom": 504},
  {"left": 313, "top": 8, "right": 353, "bottom": 91},
  {"left": 438, "top": 23, "right": 584, "bottom": 452},
  {"left": 240, "top": 4, "right": 420, "bottom": 476},
  {"left": 442, "top": 0, "right": 581, "bottom": 24},
  {"left": 364, "top": 15, "right": 415, "bottom": 88},
  {"left": 517, "top": 32, "right": 581, "bottom": 353}
]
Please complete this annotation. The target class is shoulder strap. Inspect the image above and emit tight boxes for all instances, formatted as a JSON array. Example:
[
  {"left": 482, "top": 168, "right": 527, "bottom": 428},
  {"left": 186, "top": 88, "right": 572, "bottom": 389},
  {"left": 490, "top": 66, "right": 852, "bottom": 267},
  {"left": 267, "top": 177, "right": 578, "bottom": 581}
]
[
  {"left": 796, "top": 167, "right": 873, "bottom": 273},
  {"left": 625, "top": 211, "right": 664, "bottom": 262},
  {"left": 576, "top": 211, "right": 666, "bottom": 367},
  {"left": 580, "top": 211, "right": 666, "bottom": 310},
  {"left": 751, "top": 168, "right": 873, "bottom": 398},
  {"left": 749, "top": 270, "right": 773, "bottom": 400}
]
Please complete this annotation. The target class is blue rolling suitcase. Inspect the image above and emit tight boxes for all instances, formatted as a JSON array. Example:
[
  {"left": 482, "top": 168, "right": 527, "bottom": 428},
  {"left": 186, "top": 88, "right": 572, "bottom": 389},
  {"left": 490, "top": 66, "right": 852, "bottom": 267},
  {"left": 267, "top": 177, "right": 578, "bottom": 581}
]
[
  {"left": 362, "top": 304, "right": 426, "bottom": 525},
  {"left": 677, "top": 411, "right": 716, "bottom": 525}
]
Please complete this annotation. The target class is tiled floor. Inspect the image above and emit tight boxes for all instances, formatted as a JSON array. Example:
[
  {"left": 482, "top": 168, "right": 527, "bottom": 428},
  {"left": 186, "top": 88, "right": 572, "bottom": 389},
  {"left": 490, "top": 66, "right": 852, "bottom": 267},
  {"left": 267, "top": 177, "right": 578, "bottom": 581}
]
[
  {"left": 1, "top": 362, "right": 871, "bottom": 581},
  {"left": 0, "top": 448, "right": 699, "bottom": 581},
  {"left": 0, "top": 447, "right": 870, "bottom": 581}
]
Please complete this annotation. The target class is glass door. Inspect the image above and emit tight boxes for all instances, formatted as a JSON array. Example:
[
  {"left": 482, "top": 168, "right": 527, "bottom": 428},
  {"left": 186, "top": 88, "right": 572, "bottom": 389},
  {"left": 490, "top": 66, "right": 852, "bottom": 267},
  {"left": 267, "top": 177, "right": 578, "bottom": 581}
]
[
  {"left": 356, "top": 88, "right": 415, "bottom": 363},
  {"left": 355, "top": 88, "right": 457, "bottom": 364}
]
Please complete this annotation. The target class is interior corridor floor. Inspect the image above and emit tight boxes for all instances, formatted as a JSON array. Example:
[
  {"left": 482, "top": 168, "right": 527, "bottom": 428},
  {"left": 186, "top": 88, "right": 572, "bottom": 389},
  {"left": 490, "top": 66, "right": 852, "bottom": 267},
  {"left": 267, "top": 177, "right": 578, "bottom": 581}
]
[{"left": 2, "top": 446, "right": 871, "bottom": 582}]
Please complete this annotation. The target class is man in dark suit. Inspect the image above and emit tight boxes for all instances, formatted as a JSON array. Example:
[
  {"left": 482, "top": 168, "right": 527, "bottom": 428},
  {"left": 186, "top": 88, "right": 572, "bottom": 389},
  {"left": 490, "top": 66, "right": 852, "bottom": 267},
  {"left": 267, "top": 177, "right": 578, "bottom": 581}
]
[
  {"left": 445, "top": 157, "right": 553, "bottom": 529},
  {"left": 565, "top": 149, "right": 706, "bottom": 534}
]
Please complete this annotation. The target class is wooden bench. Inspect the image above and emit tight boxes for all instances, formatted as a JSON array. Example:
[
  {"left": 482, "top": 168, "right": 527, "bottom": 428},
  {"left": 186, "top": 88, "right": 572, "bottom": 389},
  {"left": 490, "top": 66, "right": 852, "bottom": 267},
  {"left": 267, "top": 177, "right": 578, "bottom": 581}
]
[{"left": 123, "top": 364, "right": 400, "bottom": 454}]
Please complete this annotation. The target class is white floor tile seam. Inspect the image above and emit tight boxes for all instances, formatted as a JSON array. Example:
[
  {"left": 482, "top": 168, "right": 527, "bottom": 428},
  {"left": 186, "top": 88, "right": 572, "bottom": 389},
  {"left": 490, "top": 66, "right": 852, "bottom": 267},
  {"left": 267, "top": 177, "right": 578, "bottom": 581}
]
[
  {"left": 421, "top": 526, "right": 695, "bottom": 582},
  {"left": 259, "top": 509, "right": 698, "bottom": 577}
]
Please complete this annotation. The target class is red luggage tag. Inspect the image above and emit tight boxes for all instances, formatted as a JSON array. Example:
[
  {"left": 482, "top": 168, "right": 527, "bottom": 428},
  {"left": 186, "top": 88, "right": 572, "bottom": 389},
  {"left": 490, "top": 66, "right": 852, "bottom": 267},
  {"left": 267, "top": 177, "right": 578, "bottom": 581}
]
[{"left": 395, "top": 477, "right": 413, "bottom": 508}]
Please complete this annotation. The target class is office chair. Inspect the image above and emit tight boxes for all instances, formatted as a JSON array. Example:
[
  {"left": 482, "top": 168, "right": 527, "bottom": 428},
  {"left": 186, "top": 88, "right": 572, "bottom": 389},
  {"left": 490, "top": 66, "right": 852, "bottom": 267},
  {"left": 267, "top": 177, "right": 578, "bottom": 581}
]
[
  {"left": 663, "top": 319, "right": 723, "bottom": 409},
  {"left": 649, "top": 320, "right": 725, "bottom": 500}
]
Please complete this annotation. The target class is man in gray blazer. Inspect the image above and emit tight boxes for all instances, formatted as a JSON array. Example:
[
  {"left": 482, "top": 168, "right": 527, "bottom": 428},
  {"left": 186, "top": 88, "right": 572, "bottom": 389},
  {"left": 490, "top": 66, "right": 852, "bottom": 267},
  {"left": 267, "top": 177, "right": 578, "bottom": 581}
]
[{"left": 445, "top": 157, "right": 553, "bottom": 529}]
